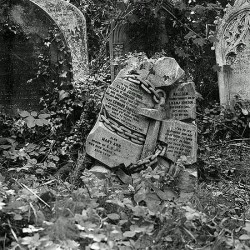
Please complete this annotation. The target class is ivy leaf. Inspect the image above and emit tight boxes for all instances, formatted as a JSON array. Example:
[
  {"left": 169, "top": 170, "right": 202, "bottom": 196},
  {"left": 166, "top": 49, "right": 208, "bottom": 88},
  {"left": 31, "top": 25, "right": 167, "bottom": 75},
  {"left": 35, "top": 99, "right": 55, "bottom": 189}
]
[
  {"left": 19, "top": 111, "right": 30, "bottom": 118},
  {"left": 38, "top": 113, "right": 50, "bottom": 119},
  {"left": 13, "top": 213, "right": 23, "bottom": 220},
  {"left": 184, "top": 31, "right": 196, "bottom": 40},
  {"left": 59, "top": 71, "right": 68, "bottom": 78},
  {"left": 175, "top": 48, "right": 189, "bottom": 58},
  {"left": 123, "top": 231, "right": 136, "bottom": 238},
  {"left": 239, "top": 234, "right": 250, "bottom": 240},
  {"left": 212, "top": 64, "right": 221, "bottom": 72},
  {"left": 107, "top": 213, "right": 120, "bottom": 220},
  {"left": 59, "top": 90, "right": 69, "bottom": 101},
  {"left": 208, "top": 35, "right": 218, "bottom": 43},
  {"left": 243, "top": 222, "right": 250, "bottom": 233},
  {"left": 35, "top": 119, "right": 44, "bottom": 127},
  {"left": 25, "top": 116, "right": 36, "bottom": 128},
  {"left": 30, "top": 111, "right": 38, "bottom": 117},
  {"left": 127, "top": 14, "right": 139, "bottom": 24},
  {"left": 193, "top": 37, "right": 206, "bottom": 47}
]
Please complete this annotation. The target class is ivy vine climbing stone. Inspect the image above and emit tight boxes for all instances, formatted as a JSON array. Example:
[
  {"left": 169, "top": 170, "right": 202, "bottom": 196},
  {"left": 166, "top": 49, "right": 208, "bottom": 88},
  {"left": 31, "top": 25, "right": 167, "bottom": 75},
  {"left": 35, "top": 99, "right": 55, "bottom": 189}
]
[{"left": 0, "top": 0, "right": 88, "bottom": 115}]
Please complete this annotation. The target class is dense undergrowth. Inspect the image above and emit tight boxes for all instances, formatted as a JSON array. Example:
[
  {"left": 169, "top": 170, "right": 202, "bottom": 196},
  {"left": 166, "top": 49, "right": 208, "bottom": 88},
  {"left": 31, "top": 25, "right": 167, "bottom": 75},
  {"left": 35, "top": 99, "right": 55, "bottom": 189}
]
[
  {"left": 2, "top": 0, "right": 250, "bottom": 249},
  {"left": 1, "top": 57, "right": 250, "bottom": 249}
]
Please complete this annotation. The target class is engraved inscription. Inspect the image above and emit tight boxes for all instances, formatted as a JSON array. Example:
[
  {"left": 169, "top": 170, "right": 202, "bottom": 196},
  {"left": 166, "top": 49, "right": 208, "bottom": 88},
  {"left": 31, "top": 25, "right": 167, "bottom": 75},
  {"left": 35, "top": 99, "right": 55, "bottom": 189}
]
[
  {"left": 167, "top": 82, "right": 196, "bottom": 120},
  {"left": 103, "top": 78, "right": 154, "bottom": 134},
  {"left": 86, "top": 119, "right": 143, "bottom": 167},
  {"left": 159, "top": 120, "right": 197, "bottom": 163}
]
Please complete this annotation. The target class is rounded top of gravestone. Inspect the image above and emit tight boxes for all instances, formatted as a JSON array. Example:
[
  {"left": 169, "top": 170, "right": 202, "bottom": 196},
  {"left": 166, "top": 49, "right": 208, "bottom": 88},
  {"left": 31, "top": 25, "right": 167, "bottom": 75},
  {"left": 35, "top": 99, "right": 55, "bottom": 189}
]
[
  {"left": 117, "top": 56, "right": 154, "bottom": 79},
  {"left": 234, "top": 0, "right": 250, "bottom": 7},
  {"left": 147, "top": 57, "right": 185, "bottom": 87}
]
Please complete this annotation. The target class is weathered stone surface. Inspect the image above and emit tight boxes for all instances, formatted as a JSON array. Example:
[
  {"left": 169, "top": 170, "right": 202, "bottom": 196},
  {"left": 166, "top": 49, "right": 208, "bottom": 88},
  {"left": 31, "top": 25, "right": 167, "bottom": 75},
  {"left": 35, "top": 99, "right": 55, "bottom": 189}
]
[
  {"left": 86, "top": 119, "right": 143, "bottom": 168},
  {"left": 167, "top": 81, "right": 196, "bottom": 120},
  {"left": 147, "top": 57, "right": 185, "bottom": 87},
  {"left": 86, "top": 56, "right": 197, "bottom": 174},
  {"left": 31, "top": 0, "right": 88, "bottom": 82},
  {"left": 0, "top": 0, "right": 87, "bottom": 115},
  {"left": 215, "top": 1, "right": 250, "bottom": 106},
  {"left": 0, "top": 0, "right": 70, "bottom": 114},
  {"left": 158, "top": 120, "right": 197, "bottom": 163},
  {"left": 103, "top": 77, "right": 154, "bottom": 135},
  {"left": 138, "top": 107, "right": 167, "bottom": 121}
]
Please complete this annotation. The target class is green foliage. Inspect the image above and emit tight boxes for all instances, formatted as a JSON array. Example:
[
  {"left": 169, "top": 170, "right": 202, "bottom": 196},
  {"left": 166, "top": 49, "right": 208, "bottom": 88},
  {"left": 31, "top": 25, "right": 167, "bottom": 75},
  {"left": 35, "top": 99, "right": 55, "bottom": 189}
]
[
  {"left": 197, "top": 101, "right": 249, "bottom": 144},
  {"left": 2, "top": 164, "right": 250, "bottom": 249}
]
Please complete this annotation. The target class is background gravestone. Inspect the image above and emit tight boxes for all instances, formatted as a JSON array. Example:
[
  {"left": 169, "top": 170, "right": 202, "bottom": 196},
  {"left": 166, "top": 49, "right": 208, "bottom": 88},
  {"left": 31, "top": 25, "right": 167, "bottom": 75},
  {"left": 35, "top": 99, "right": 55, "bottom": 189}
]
[
  {"left": 0, "top": 0, "right": 88, "bottom": 115},
  {"left": 31, "top": 0, "right": 88, "bottom": 82},
  {"left": 215, "top": 0, "right": 250, "bottom": 107}
]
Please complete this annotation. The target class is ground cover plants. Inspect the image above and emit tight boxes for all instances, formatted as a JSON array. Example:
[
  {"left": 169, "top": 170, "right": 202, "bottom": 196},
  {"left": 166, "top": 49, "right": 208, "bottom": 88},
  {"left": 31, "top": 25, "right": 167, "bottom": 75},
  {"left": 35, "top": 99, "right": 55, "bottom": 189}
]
[{"left": 2, "top": 0, "right": 250, "bottom": 249}]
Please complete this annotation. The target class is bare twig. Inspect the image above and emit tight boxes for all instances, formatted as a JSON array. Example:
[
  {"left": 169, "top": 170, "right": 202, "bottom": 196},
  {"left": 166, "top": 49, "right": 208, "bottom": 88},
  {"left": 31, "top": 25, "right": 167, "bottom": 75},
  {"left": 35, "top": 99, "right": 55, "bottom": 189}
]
[{"left": 13, "top": 179, "right": 50, "bottom": 208}]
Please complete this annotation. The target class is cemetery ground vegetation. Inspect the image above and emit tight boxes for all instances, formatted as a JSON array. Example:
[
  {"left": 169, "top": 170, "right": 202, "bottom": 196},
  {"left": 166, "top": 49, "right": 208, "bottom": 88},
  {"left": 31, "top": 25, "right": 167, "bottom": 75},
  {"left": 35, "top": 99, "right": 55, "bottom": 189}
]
[{"left": 2, "top": 0, "right": 250, "bottom": 249}]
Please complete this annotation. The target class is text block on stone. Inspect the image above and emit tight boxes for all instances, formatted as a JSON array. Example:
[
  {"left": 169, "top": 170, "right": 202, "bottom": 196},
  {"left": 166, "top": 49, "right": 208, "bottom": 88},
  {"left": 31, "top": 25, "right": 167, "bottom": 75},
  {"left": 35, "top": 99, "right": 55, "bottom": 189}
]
[
  {"left": 167, "top": 81, "right": 196, "bottom": 120},
  {"left": 158, "top": 120, "right": 197, "bottom": 164},
  {"left": 86, "top": 119, "right": 143, "bottom": 168},
  {"left": 103, "top": 78, "right": 154, "bottom": 135}
]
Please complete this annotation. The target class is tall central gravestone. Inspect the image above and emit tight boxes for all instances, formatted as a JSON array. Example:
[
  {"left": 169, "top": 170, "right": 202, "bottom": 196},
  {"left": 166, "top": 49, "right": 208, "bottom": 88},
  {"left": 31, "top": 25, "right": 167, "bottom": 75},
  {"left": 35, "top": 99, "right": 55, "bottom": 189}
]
[
  {"left": 0, "top": 0, "right": 88, "bottom": 115},
  {"left": 86, "top": 57, "right": 197, "bottom": 173},
  {"left": 215, "top": 0, "right": 250, "bottom": 107}
]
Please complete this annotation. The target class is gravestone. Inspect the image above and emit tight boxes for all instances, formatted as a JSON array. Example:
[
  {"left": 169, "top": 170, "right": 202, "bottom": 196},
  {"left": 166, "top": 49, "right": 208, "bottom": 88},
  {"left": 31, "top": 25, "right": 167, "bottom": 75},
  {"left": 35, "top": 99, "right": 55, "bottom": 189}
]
[
  {"left": 215, "top": 0, "right": 250, "bottom": 107},
  {"left": 31, "top": 0, "right": 88, "bottom": 82},
  {"left": 109, "top": 20, "right": 130, "bottom": 82},
  {"left": 86, "top": 57, "right": 197, "bottom": 170},
  {"left": 167, "top": 81, "right": 196, "bottom": 120},
  {"left": 0, "top": 0, "right": 87, "bottom": 115}
]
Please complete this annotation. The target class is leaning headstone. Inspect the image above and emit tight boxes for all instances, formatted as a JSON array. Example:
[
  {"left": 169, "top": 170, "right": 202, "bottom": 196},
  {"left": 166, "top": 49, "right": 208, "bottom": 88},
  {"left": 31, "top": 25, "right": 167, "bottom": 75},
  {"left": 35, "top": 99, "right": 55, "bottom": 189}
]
[
  {"left": 0, "top": 0, "right": 87, "bottom": 115},
  {"left": 86, "top": 57, "right": 198, "bottom": 169},
  {"left": 215, "top": 0, "right": 250, "bottom": 107}
]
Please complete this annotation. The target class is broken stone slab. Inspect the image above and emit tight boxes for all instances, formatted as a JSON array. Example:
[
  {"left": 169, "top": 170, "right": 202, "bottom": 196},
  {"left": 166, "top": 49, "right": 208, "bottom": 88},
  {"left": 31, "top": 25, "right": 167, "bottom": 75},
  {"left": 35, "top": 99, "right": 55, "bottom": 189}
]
[
  {"left": 167, "top": 81, "right": 196, "bottom": 120},
  {"left": 85, "top": 118, "right": 143, "bottom": 168},
  {"left": 102, "top": 77, "right": 154, "bottom": 135},
  {"left": 158, "top": 120, "right": 197, "bottom": 164},
  {"left": 147, "top": 57, "right": 185, "bottom": 88}
]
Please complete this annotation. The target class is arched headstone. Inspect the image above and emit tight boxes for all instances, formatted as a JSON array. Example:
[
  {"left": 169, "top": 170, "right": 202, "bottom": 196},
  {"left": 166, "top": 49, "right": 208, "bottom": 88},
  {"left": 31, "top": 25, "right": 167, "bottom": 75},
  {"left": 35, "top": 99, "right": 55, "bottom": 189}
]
[
  {"left": 215, "top": 1, "right": 250, "bottom": 106},
  {"left": 0, "top": 0, "right": 88, "bottom": 115},
  {"left": 30, "top": 0, "right": 88, "bottom": 82}
]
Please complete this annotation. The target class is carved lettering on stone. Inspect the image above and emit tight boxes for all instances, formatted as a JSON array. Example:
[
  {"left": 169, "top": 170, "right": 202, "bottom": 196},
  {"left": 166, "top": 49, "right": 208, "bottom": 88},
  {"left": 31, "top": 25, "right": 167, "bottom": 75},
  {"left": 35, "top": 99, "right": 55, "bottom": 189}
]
[
  {"left": 103, "top": 77, "right": 154, "bottom": 135},
  {"left": 158, "top": 120, "right": 197, "bottom": 164},
  {"left": 86, "top": 57, "right": 198, "bottom": 169},
  {"left": 86, "top": 118, "right": 143, "bottom": 168},
  {"left": 167, "top": 81, "right": 196, "bottom": 120}
]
